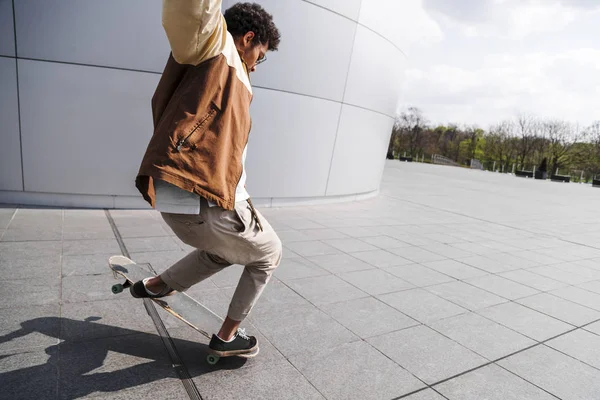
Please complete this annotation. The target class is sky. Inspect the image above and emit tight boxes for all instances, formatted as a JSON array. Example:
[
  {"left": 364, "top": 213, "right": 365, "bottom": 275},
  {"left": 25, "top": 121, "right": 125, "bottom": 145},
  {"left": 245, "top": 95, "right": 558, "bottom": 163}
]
[{"left": 397, "top": 0, "right": 600, "bottom": 129}]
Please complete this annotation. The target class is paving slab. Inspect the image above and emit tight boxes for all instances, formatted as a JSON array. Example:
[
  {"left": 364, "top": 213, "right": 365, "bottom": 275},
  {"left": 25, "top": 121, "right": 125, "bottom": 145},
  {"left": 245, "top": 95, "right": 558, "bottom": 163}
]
[
  {"left": 273, "top": 257, "right": 330, "bottom": 282},
  {"left": 421, "top": 259, "right": 489, "bottom": 280},
  {"left": 2, "top": 209, "right": 63, "bottom": 242},
  {"left": 425, "top": 281, "right": 508, "bottom": 311},
  {"left": 549, "top": 286, "right": 600, "bottom": 311},
  {"left": 451, "top": 242, "right": 500, "bottom": 256},
  {"left": 0, "top": 254, "right": 61, "bottom": 281},
  {"left": 122, "top": 236, "right": 183, "bottom": 253},
  {"left": 349, "top": 249, "right": 414, "bottom": 268},
  {"left": 252, "top": 304, "right": 359, "bottom": 357},
  {"left": 378, "top": 288, "right": 468, "bottom": 324},
  {"left": 478, "top": 300, "right": 574, "bottom": 341},
  {"left": 576, "top": 258, "right": 600, "bottom": 271},
  {"left": 359, "top": 235, "right": 413, "bottom": 249},
  {"left": 62, "top": 212, "right": 115, "bottom": 240},
  {"left": 321, "top": 237, "right": 378, "bottom": 253},
  {"left": 516, "top": 292, "right": 600, "bottom": 326},
  {"left": 464, "top": 274, "right": 539, "bottom": 300},
  {"left": 277, "top": 229, "right": 313, "bottom": 242},
  {"left": 514, "top": 250, "right": 564, "bottom": 265},
  {"left": 320, "top": 296, "right": 419, "bottom": 338},
  {"left": 0, "top": 304, "right": 60, "bottom": 355},
  {"left": 584, "top": 321, "right": 600, "bottom": 335},
  {"left": 334, "top": 226, "right": 381, "bottom": 237},
  {"left": 546, "top": 329, "right": 600, "bottom": 370},
  {"left": 488, "top": 252, "right": 541, "bottom": 269},
  {"left": 289, "top": 341, "right": 425, "bottom": 400},
  {"left": 368, "top": 325, "right": 488, "bottom": 384},
  {"left": 286, "top": 274, "right": 368, "bottom": 305},
  {"left": 436, "top": 364, "right": 557, "bottom": 400},
  {"left": 527, "top": 265, "right": 593, "bottom": 285},
  {"left": 299, "top": 228, "right": 350, "bottom": 241},
  {"left": 389, "top": 246, "right": 447, "bottom": 263},
  {"left": 62, "top": 239, "right": 121, "bottom": 256},
  {"left": 383, "top": 263, "right": 456, "bottom": 287},
  {"left": 1, "top": 225, "right": 63, "bottom": 241},
  {"left": 192, "top": 360, "right": 326, "bottom": 400},
  {"left": 0, "top": 348, "right": 59, "bottom": 400},
  {"left": 338, "top": 268, "right": 414, "bottom": 295},
  {"left": 306, "top": 253, "right": 375, "bottom": 274},
  {"left": 113, "top": 221, "right": 172, "bottom": 238},
  {"left": 553, "top": 263, "right": 600, "bottom": 280},
  {"left": 0, "top": 208, "right": 16, "bottom": 228},
  {"left": 284, "top": 240, "right": 342, "bottom": 257},
  {"left": 402, "top": 389, "right": 447, "bottom": 400},
  {"left": 577, "top": 280, "right": 600, "bottom": 295},
  {"left": 0, "top": 277, "right": 61, "bottom": 309},
  {"left": 453, "top": 255, "right": 515, "bottom": 274},
  {"left": 0, "top": 240, "right": 62, "bottom": 259},
  {"left": 426, "top": 243, "right": 475, "bottom": 259},
  {"left": 60, "top": 299, "right": 157, "bottom": 342},
  {"left": 429, "top": 312, "right": 535, "bottom": 360},
  {"left": 499, "top": 345, "right": 600, "bottom": 400},
  {"left": 62, "top": 253, "right": 117, "bottom": 277},
  {"left": 498, "top": 269, "right": 568, "bottom": 292}
]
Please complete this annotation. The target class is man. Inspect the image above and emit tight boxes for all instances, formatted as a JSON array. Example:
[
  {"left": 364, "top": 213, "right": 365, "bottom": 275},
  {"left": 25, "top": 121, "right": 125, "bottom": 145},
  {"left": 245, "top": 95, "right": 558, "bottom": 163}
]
[{"left": 132, "top": 0, "right": 282, "bottom": 358}]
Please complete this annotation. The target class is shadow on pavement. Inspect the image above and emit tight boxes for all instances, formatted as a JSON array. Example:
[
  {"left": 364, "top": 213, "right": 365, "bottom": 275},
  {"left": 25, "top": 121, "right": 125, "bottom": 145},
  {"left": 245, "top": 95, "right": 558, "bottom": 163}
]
[{"left": 0, "top": 316, "right": 247, "bottom": 399}]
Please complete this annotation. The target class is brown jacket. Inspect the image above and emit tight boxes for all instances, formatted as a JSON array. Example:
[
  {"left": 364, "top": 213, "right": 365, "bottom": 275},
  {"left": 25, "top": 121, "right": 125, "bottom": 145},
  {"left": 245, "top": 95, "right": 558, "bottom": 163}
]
[{"left": 136, "top": 0, "right": 253, "bottom": 210}]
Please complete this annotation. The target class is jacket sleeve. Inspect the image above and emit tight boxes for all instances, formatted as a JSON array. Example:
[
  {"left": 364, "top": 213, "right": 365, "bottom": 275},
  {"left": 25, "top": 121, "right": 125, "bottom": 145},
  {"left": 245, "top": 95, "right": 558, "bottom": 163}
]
[{"left": 162, "top": 0, "right": 227, "bottom": 66}]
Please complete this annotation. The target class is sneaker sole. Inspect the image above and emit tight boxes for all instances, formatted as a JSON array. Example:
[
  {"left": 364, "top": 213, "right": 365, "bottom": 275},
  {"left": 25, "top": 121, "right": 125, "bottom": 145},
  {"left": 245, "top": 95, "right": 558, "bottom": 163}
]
[{"left": 209, "top": 345, "right": 259, "bottom": 358}]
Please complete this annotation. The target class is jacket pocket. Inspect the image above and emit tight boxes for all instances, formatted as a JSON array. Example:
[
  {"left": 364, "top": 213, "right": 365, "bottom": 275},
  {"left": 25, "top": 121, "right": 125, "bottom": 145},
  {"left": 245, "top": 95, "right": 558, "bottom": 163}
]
[
  {"left": 175, "top": 105, "right": 218, "bottom": 152},
  {"left": 219, "top": 203, "right": 251, "bottom": 234},
  {"left": 233, "top": 203, "right": 253, "bottom": 234}
]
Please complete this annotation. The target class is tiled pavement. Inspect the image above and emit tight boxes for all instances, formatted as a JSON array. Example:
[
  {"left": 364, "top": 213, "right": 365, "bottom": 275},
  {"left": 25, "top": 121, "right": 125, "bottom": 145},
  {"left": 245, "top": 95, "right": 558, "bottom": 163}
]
[{"left": 2, "top": 161, "right": 600, "bottom": 399}]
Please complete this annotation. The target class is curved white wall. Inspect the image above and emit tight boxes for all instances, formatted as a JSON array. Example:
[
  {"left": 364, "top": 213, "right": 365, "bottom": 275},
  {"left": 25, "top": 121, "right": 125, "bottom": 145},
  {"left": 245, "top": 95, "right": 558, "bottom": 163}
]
[{"left": 0, "top": 0, "right": 410, "bottom": 208}]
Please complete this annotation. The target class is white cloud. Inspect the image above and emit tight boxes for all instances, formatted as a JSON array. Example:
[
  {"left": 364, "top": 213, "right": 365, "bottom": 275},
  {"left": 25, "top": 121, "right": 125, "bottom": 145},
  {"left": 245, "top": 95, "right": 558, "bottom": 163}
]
[
  {"left": 424, "top": 0, "right": 600, "bottom": 38},
  {"left": 400, "top": 48, "right": 600, "bottom": 127}
]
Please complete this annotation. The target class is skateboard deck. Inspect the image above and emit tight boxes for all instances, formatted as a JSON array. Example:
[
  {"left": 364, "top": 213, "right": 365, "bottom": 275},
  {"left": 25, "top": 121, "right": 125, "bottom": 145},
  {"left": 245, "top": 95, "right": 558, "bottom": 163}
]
[{"left": 108, "top": 255, "right": 258, "bottom": 364}]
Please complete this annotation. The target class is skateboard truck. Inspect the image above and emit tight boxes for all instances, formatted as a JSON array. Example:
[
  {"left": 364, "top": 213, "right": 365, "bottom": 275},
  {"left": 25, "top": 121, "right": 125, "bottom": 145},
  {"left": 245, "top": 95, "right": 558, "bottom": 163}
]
[{"left": 111, "top": 280, "right": 132, "bottom": 294}]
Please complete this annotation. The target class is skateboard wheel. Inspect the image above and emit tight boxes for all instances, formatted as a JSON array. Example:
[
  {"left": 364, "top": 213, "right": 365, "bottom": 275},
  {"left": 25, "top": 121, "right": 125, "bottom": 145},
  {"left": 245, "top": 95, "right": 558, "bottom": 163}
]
[
  {"left": 206, "top": 355, "right": 220, "bottom": 365},
  {"left": 111, "top": 284, "right": 124, "bottom": 294}
]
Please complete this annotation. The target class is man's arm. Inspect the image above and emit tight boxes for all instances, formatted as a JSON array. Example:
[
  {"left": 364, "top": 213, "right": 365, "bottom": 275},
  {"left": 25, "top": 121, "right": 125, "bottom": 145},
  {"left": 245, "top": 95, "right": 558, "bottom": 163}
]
[{"left": 162, "top": 0, "right": 227, "bottom": 65}]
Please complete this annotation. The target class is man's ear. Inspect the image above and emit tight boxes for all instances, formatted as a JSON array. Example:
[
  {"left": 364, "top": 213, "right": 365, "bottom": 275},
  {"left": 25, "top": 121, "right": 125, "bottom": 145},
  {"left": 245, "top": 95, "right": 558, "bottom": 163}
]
[{"left": 244, "top": 31, "right": 255, "bottom": 46}]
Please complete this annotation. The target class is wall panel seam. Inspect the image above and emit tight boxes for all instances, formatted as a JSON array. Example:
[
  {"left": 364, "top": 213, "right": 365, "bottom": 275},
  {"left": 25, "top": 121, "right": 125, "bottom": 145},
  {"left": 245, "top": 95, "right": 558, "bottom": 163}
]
[
  {"left": 12, "top": 0, "right": 24, "bottom": 191},
  {"left": 300, "top": 0, "right": 407, "bottom": 58},
  {"left": 324, "top": 0, "right": 362, "bottom": 196}
]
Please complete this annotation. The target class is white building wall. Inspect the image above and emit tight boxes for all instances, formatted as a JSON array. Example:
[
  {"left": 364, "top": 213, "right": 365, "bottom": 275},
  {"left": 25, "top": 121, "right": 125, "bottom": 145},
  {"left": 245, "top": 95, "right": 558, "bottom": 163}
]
[{"left": 0, "top": 0, "right": 410, "bottom": 208}]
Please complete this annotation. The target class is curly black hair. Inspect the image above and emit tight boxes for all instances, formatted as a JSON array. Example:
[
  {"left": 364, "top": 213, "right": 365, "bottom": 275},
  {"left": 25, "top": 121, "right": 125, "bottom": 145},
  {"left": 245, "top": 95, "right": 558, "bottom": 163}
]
[{"left": 224, "top": 3, "right": 281, "bottom": 51}]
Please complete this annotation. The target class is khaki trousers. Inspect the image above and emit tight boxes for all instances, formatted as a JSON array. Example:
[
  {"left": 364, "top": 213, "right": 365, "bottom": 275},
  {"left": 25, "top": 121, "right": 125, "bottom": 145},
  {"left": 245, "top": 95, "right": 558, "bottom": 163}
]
[{"left": 159, "top": 200, "right": 282, "bottom": 321}]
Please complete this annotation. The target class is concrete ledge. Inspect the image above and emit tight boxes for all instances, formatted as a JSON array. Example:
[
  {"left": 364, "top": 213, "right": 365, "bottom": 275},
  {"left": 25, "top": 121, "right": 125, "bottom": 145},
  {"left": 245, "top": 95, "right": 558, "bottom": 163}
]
[{"left": 0, "top": 189, "right": 379, "bottom": 209}]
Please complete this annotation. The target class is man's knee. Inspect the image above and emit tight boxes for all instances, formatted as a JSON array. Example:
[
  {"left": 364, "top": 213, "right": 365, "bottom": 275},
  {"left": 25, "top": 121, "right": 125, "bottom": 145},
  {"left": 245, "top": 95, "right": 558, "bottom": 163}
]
[
  {"left": 260, "top": 232, "right": 282, "bottom": 271},
  {"left": 271, "top": 234, "right": 283, "bottom": 266}
]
